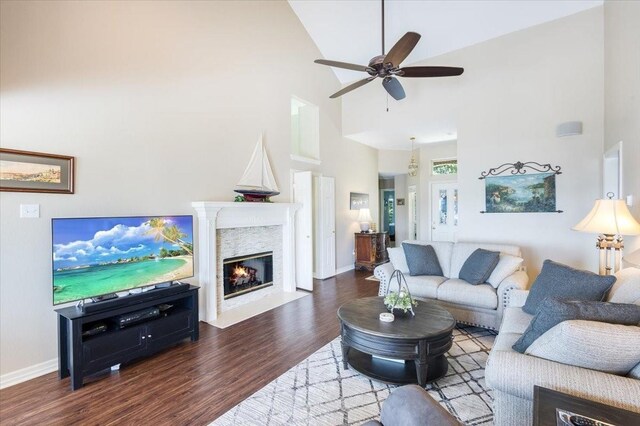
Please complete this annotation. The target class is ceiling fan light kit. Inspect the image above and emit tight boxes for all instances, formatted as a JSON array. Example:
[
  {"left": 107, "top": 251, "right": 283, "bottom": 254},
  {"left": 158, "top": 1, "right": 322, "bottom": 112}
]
[{"left": 314, "top": 0, "right": 464, "bottom": 100}]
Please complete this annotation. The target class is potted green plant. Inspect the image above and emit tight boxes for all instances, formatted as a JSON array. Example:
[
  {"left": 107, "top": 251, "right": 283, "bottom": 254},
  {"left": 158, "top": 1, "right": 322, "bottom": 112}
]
[{"left": 384, "top": 290, "right": 417, "bottom": 316}]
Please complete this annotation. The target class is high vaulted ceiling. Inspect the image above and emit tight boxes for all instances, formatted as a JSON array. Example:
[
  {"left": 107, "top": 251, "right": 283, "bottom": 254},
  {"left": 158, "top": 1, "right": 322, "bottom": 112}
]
[{"left": 288, "top": 0, "right": 603, "bottom": 151}]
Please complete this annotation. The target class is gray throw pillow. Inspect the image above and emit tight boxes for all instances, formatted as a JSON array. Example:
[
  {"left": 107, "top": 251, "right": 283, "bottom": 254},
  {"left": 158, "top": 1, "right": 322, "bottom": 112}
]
[
  {"left": 522, "top": 259, "right": 616, "bottom": 315},
  {"left": 512, "top": 298, "right": 640, "bottom": 353},
  {"left": 458, "top": 248, "right": 500, "bottom": 285},
  {"left": 402, "top": 243, "right": 443, "bottom": 276}
]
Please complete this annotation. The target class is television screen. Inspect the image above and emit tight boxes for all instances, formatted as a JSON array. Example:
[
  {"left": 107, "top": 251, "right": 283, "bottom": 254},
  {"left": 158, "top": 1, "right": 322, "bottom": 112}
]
[{"left": 52, "top": 215, "right": 194, "bottom": 305}]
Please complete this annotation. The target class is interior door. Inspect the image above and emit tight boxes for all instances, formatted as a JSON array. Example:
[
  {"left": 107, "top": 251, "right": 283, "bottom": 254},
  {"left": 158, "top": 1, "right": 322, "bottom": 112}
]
[
  {"left": 293, "top": 171, "right": 313, "bottom": 291},
  {"left": 314, "top": 176, "right": 336, "bottom": 279},
  {"left": 408, "top": 185, "right": 417, "bottom": 239},
  {"left": 431, "top": 182, "right": 458, "bottom": 242}
]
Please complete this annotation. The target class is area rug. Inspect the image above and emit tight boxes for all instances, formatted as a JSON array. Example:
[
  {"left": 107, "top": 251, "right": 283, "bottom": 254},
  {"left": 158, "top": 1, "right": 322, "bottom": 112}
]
[{"left": 213, "top": 325, "right": 496, "bottom": 426}]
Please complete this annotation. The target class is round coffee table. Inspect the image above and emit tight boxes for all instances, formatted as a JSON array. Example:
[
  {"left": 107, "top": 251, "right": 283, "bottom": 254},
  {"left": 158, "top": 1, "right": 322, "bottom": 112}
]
[{"left": 337, "top": 296, "right": 455, "bottom": 386}]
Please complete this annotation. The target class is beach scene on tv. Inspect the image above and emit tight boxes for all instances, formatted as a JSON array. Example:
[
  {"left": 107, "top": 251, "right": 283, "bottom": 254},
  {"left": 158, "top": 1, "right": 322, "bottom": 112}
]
[{"left": 53, "top": 216, "right": 193, "bottom": 305}]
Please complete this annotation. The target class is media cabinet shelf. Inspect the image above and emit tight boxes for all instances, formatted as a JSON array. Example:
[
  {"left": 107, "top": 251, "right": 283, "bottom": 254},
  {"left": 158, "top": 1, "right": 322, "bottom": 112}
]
[{"left": 55, "top": 285, "right": 199, "bottom": 390}]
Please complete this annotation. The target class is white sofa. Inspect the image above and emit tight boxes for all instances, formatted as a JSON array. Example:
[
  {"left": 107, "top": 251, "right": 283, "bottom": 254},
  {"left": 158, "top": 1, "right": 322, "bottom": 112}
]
[
  {"left": 486, "top": 270, "right": 640, "bottom": 425},
  {"left": 373, "top": 240, "right": 529, "bottom": 330}
]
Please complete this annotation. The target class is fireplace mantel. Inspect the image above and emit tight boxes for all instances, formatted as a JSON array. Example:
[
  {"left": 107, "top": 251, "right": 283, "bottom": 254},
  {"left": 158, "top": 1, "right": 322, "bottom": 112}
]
[{"left": 191, "top": 201, "right": 301, "bottom": 323}]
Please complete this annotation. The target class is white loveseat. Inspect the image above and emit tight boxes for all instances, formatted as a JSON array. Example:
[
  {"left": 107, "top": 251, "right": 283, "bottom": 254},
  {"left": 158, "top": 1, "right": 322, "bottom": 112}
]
[
  {"left": 373, "top": 240, "right": 529, "bottom": 330},
  {"left": 485, "top": 269, "right": 640, "bottom": 425}
]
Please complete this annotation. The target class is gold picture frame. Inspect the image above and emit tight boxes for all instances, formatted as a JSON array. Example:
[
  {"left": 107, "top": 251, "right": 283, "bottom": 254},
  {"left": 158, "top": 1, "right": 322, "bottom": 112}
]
[{"left": 0, "top": 148, "right": 75, "bottom": 194}]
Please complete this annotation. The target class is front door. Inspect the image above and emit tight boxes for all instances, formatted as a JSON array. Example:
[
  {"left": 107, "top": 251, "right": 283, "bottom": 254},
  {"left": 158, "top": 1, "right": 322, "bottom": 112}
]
[{"left": 431, "top": 182, "right": 458, "bottom": 242}]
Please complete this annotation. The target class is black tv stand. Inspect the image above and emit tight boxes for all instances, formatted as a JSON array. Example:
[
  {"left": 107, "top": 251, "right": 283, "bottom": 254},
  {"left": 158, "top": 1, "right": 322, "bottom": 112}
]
[{"left": 56, "top": 285, "right": 199, "bottom": 390}]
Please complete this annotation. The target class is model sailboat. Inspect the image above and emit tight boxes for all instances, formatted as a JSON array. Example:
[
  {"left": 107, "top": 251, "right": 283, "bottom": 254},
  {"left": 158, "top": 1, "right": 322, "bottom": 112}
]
[{"left": 234, "top": 135, "right": 280, "bottom": 202}]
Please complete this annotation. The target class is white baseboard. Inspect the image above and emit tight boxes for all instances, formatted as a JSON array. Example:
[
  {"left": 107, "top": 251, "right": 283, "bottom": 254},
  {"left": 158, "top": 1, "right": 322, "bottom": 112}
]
[
  {"left": 336, "top": 264, "right": 355, "bottom": 275},
  {"left": 0, "top": 358, "right": 58, "bottom": 389}
]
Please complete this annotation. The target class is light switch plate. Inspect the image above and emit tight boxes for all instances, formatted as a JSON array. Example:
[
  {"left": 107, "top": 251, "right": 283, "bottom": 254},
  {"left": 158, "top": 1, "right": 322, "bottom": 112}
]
[{"left": 20, "top": 204, "right": 40, "bottom": 218}]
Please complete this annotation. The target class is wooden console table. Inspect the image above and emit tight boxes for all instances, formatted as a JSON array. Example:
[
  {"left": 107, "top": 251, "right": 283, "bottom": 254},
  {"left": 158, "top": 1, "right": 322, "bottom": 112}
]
[
  {"left": 533, "top": 386, "right": 640, "bottom": 425},
  {"left": 354, "top": 232, "right": 389, "bottom": 271}
]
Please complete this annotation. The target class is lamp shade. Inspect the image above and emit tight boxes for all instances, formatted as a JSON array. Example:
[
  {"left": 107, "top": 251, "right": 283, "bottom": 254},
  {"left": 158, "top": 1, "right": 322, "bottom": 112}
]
[
  {"left": 357, "top": 208, "right": 372, "bottom": 223},
  {"left": 572, "top": 199, "right": 640, "bottom": 236}
]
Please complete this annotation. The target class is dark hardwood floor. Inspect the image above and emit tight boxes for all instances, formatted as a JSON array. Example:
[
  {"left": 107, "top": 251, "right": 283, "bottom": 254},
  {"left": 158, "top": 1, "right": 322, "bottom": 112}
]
[{"left": 0, "top": 270, "right": 378, "bottom": 425}]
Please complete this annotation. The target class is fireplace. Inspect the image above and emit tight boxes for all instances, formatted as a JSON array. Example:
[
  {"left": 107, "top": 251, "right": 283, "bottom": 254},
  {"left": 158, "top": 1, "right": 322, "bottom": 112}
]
[{"left": 222, "top": 251, "right": 273, "bottom": 299}]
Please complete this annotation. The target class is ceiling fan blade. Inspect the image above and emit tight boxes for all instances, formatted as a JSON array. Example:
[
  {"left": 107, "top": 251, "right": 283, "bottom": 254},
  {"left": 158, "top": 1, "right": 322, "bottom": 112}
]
[
  {"left": 382, "top": 77, "right": 406, "bottom": 100},
  {"left": 399, "top": 66, "right": 464, "bottom": 78},
  {"left": 384, "top": 32, "right": 421, "bottom": 67},
  {"left": 314, "top": 59, "right": 369, "bottom": 72},
  {"left": 329, "top": 76, "right": 376, "bottom": 99}
]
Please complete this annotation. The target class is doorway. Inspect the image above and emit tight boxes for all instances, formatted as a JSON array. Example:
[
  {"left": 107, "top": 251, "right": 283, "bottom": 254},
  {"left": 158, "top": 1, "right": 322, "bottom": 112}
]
[
  {"left": 408, "top": 185, "right": 417, "bottom": 240},
  {"left": 431, "top": 182, "right": 458, "bottom": 242},
  {"left": 381, "top": 189, "right": 395, "bottom": 243}
]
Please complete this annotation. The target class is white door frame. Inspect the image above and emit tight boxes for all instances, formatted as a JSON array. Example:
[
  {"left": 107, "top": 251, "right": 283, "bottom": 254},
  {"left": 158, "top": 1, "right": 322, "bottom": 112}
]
[
  {"left": 603, "top": 141, "right": 623, "bottom": 199},
  {"left": 408, "top": 185, "right": 417, "bottom": 240}
]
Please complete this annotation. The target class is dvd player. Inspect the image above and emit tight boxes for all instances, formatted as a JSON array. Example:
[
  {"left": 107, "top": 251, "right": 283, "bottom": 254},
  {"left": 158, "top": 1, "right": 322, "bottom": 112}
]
[{"left": 116, "top": 307, "right": 160, "bottom": 328}]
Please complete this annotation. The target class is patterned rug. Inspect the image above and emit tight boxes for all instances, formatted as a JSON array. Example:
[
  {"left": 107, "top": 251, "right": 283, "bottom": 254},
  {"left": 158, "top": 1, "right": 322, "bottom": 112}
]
[{"left": 213, "top": 325, "right": 497, "bottom": 426}]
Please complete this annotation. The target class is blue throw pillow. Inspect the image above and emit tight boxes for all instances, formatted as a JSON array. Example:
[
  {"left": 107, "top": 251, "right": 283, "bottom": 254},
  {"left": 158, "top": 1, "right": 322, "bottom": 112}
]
[
  {"left": 512, "top": 299, "right": 640, "bottom": 353},
  {"left": 402, "top": 243, "right": 443, "bottom": 276},
  {"left": 458, "top": 248, "right": 500, "bottom": 285},
  {"left": 522, "top": 260, "right": 616, "bottom": 315}
]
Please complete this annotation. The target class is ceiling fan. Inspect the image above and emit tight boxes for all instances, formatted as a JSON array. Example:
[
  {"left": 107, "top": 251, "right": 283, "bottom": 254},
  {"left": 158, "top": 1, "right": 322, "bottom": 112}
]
[{"left": 314, "top": 0, "right": 464, "bottom": 100}]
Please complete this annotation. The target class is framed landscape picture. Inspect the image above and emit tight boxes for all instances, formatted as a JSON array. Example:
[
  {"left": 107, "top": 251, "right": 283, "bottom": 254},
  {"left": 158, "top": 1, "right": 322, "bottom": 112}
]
[
  {"left": 484, "top": 172, "right": 556, "bottom": 213},
  {"left": 350, "top": 192, "right": 369, "bottom": 210},
  {"left": 0, "top": 149, "right": 75, "bottom": 194}
]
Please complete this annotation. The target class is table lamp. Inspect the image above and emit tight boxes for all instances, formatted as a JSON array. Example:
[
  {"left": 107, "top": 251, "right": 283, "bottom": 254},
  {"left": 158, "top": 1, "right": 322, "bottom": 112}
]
[
  {"left": 572, "top": 193, "right": 640, "bottom": 275},
  {"left": 358, "top": 208, "right": 372, "bottom": 233}
]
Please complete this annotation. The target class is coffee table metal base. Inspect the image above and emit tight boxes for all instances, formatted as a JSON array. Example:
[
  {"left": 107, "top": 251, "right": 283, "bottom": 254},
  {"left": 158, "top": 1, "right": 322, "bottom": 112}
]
[{"left": 344, "top": 348, "right": 448, "bottom": 386}]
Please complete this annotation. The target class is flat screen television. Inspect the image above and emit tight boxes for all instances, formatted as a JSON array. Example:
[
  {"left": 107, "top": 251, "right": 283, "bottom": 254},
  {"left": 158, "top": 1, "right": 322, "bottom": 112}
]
[{"left": 52, "top": 215, "right": 194, "bottom": 305}]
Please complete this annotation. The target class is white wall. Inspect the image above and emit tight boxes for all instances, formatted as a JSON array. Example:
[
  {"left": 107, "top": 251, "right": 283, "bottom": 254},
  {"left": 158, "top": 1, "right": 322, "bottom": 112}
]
[
  {"left": 0, "top": 0, "right": 378, "bottom": 377},
  {"left": 454, "top": 7, "right": 605, "bottom": 277},
  {"left": 378, "top": 149, "right": 410, "bottom": 175},
  {"left": 604, "top": 0, "right": 640, "bottom": 255},
  {"left": 418, "top": 141, "right": 458, "bottom": 240}
]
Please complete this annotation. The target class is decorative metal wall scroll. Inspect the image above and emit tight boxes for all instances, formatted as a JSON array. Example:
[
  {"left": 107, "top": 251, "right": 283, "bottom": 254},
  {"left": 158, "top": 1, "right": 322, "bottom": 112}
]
[{"left": 479, "top": 161, "right": 563, "bottom": 214}]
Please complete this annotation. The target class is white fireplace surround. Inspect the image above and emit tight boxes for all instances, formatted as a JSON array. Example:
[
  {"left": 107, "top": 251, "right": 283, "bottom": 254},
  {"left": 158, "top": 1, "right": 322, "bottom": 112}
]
[{"left": 191, "top": 202, "right": 301, "bottom": 324}]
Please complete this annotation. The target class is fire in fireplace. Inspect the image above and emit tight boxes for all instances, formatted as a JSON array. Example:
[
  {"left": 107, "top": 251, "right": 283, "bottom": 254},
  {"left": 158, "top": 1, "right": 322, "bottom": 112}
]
[{"left": 222, "top": 251, "right": 273, "bottom": 299}]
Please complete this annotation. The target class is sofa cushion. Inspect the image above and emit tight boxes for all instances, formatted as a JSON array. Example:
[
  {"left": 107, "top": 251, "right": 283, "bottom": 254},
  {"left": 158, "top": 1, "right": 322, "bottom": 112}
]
[
  {"left": 402, "top": 243, "right": 443, "bottom": 276},
  {"left": 402, "top": 240, "right": 454, "bottom": 277},
  {"left": 522, "top": 260, "right": 616, "bottom": 315},
  {"left": 608, "top": 268, "right": 640, "bottom": 305},
  {"left": 402, "top": 275, "right": 447, "bottom": 299},
  {"left": 491, "top": 331, "right": 522, "bottom": 352},
  {"left": 387, "top": 247, "right": 410, "bottom": 274},
  {"left": 512, "top": 299, "right": 640, "bottom": 353},
  {"left": 450, "top": 242, "right": 521, "bottom": 279},
  {"left": 459, "top": 248, "right": 500, "bottom": 285},
  {"left": 437, "top": 278, "right": 498, "bottom": 310},
  {"left": 526, "top": 320, "right": 640, "bottom": 375},
  {"left": 487, "top": 254, "right": 524, "bottom": 288},
  {"left": 499, "top": 307, "right": 534, "bottom": 335}
]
